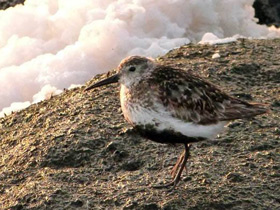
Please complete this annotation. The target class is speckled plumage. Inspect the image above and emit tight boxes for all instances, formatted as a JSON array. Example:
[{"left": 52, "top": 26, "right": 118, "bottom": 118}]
[
  {"left": 85, "top": 55, "right": 268, "bottom": 190},
  {"left": 117, "top": 56, "right": 267, "bottom": 140}
]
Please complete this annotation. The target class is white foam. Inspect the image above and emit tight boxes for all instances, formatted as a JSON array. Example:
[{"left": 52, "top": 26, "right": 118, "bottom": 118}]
[
  {"left": 1, "top": 101, "right": 31, "bottom": 116},
  {"left": 0, "top": 0, "right": 280, "bottom": 117},
  {"left": 32, "top": 84, "right": 62, "bottom": 103},
  {"left": 68, "top": 84, "right": 83, "bottom": 90},
  {"left": 199, "top": 33, "right": 240, "bottom": 45}
]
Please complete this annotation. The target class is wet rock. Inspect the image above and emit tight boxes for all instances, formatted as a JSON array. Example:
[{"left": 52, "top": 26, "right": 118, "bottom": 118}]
[
  {"left": 253, "top": 0, "right": 280, "bottom": 27},
  {"left": 162, "top": 200, "right": 182, "bottom": 210},
  {"left": 271, "top": 100, "right": 280, "bottom": 107},
  {"left": 0, "top": 39, "right": 279, "bottom": 209},
  {"left": 274, "top": 128, "right": 280, "bottom": 135},
  {"left": 249, "top": 143, "right": 275, "bottom": 151},
  {"left": 230, "top": 63, "right": 260, "bottom": 75},
  {"left": 9, "top": 204, "right": 24, "bottom": 210},
  {"left": 70, "top": 199, "right": 83, "bottom": 207},
  {"left": 139, "top": 203, "right": 160, "bottom": 210},
  {"left": 201, "top": 178, "right": 212, "bottom": 185},
  {"left": 226, "top": 172, "right": 244, "bottom": 182},
  {"left": 41, "top": 147, "right": 92, "bottom": 168},
  {"left": 112, "top": 150, "right": 128, "bottom": 161},
  {"left": 122, "top": 160, "right": 143, "bottom": 171},
  {"left": 0, "top": 0, "right": 24, "bottom": 10},
  {"left": 105, "top": 141, "right": 119, "bottom": 152},
  {"left": 123, "top": 201, "right": 138, "bottom": 210}
]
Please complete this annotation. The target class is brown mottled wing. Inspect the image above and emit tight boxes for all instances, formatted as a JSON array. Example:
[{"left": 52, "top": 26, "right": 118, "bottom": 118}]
[{"left": 150, "top": 66, "right": 267, "bottom": 124}]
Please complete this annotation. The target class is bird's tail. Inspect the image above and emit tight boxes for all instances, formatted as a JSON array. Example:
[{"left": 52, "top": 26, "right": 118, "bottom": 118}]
[
  {"left": 220, "top": 101, "right": 269, "bottom": 121},
  {"left": 247, "top": 102, "right": 269, "bottom": 116}
]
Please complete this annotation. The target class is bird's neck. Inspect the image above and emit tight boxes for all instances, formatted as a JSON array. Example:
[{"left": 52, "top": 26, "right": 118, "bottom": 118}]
[{"left": 120, "top": 83, "right": 156, "bottom": 125}]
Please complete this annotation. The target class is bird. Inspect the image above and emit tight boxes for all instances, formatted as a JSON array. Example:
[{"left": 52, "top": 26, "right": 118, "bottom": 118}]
[{"left": 84, "top": 55, "right": 268, "bottom": 190}]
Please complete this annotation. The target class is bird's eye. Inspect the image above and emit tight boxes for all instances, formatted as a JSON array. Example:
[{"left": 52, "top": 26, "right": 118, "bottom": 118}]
[{"left": 129, "top": 66, "right": 136, "bottom": 72}]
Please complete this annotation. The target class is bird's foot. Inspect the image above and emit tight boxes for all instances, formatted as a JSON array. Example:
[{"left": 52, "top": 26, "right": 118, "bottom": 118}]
[
  {"left": 151, "top": 178, "right": 180, "bottom": 192},
  {"left": 152, "top": 144, "right": 191, "bottom": 191}
]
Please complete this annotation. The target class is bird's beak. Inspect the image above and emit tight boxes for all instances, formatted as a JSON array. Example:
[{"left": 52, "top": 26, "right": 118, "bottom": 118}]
[{"left": 84, "top": 73, "right": 119, "bottom": 91}]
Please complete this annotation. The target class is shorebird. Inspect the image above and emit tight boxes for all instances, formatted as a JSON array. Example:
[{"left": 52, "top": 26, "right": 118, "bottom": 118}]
[{"left": 85, "top": 55, "right": 268, "bottom": 190}]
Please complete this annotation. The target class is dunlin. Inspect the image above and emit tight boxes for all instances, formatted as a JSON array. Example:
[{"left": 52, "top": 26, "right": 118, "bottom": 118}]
[{"left": 85, "top": 56, "right": 268, "bottom": 190}]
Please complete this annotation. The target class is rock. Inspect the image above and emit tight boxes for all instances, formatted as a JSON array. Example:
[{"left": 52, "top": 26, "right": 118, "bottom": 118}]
[
  {"left": 70, "top": 199, "right": 83, "bottom": 207},
  {"left": 253, "top": 0, "right": 280, "bottom": 27},
  {"left": 0, "top": 0, "right": 24, "bottom": 10},
  {"left": 122, "top": 160, "right": 143, "bottom": 171},
  {"left": 271, "top": 100, "right": 280, "bottom": 107},
  {"left": 112, "top": 150, "right": 128, "bottom": 161},
  {"left": 0, "top": 39, "right": 279, "bottom": 209},
  {"left": 230, "top": 63, "right": 260, "bottom": 75},
  {"left": 8, "top": 204, "right": 24, "bottom": 210},
  {"left": 123, "top": 201, "right": 138, "bottom": 210},
  {"left": 139, "top": 203, "right": 160, "bottom": 210},
  {"left": 249, "top": 143, "right": 275, "bottom": 151},
  {"left": 226, "top": 172, "right": 244, "bottom": 182},
  {"left": 105, "top": 141, "right": 119, "bottom": 152}
]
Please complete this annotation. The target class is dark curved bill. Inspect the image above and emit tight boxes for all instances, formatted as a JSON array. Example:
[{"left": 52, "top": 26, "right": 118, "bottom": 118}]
[{"left": 84, "top": 74, "right": 119, "bottom": 91}]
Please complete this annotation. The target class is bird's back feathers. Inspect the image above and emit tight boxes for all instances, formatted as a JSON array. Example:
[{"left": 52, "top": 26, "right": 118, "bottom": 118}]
[{"left": 147, "top": 65, "right": 268, "bottom": 125}]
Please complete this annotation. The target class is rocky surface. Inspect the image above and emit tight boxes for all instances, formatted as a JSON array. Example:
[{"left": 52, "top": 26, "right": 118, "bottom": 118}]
[
  {"left": 0, "top": 39, "right": 279, "bottom": 209},
  {"left": 0, "top": 0, "right": 24, "bottom": 10}
]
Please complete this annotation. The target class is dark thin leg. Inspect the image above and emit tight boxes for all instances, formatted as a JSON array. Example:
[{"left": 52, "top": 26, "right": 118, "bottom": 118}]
[
  {"left": 170, "top": 151, "right": 185, "bottom": 178},
  {"left": 153, "top": 144, "right": 190, "bottom": 191},
  {"left": 170, "top": 145, "right": 190, "bottom": 178},
  {"left": 173, "top": 145, "right": 191, "bottom": 177}
]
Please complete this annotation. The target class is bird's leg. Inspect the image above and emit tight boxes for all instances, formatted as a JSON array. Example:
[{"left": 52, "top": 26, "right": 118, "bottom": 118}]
[
  {"left": 153, "top": 144, "right": 190, "bottom": 191},
  {"left": 168, "top": 144, "right": 190, "bottom": 191},
  {"left": 170, "top": 151, "right": 185, "bottom": 178},
  {"left": 171, "top": 145, "right": 191, "bottom": 177}
]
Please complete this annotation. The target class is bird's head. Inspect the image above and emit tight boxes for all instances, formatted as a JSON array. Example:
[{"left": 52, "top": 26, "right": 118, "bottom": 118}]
[{"left": 84, "top": 56, "right": 155, "bottom": 91}]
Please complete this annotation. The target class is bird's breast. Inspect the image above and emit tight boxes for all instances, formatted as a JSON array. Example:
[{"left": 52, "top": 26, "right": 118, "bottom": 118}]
[{"left": 120, "top": 84, "right": 155, "bottom": 125}]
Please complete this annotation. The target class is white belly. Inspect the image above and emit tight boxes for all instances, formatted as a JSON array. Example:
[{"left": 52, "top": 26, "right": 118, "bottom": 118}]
[{"left": 121, "top": 102, "right": 227, "bottom": 139}]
